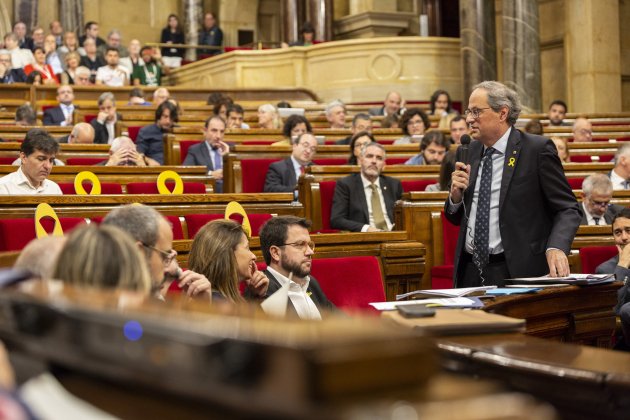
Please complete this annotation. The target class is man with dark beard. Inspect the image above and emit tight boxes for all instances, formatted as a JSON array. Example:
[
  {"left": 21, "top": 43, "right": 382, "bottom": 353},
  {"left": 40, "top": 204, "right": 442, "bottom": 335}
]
[{"left": 258, "top": 216, "right": 335, "bottom": 319}]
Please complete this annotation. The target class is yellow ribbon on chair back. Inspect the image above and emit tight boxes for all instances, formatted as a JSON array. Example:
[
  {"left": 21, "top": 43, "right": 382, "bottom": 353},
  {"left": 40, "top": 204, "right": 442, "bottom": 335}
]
[
  {"left": 74, "top": 171, "right": 101, "bottom": 195},
  {"left": 224, "top": 201, "right": 252, "bottom": 238},
  {"left": 35, "top": 203, "right": 64, "bottom": 238},
  {"left": 157, "top": 170, "right": 184, "bottom": 194}
]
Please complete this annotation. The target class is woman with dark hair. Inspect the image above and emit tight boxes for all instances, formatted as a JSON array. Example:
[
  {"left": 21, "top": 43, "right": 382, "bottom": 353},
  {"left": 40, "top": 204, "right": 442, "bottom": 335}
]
[
  {"left": 272, "top": 115, "right": 312, "bottom": 146},
  {"left": 348, "top": 131, "right": 375, "bottom": 165},
  {"left": 24, "top": 47, "right": 58, "bottom": 84},
  {"left": 429, "top": 89, "right": 459, "bottom": 129},
  {"left": 188, "top": 219, "right": 268, "bottom": 303},
  {"left": 160, "top": 14, "right": 185, "bottom": 59},
  {"left": 393, "top": 108, "right": 430, "bottom": 145},
  {"left": 426, "top": 150, "right": 457, "bottom": 191}
]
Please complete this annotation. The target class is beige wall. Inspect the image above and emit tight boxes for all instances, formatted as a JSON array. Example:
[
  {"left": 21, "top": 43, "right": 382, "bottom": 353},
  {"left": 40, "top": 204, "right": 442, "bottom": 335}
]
[
  {"left": 620, "top": 0, "right": 630, "bottom": 111},
  {"left": 538, "top": 0, "right": 566, "bottom": 110}
]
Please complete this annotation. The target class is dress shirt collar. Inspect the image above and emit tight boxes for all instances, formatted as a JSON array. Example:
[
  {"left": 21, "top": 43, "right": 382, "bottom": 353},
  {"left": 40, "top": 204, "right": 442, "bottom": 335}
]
[
  {"left": 611, "top": 168, "right": 627, "bottom": 189},
  {"left": 267, "top": 266, "right": 310, "bottom": 290},
  {"left": 483, "top": 126, "right": 511, "bottom": 156},
  {"left": 360, "top": 173, "right": 382, "bottom": 189},
  {"left": 15, "top": 166, "right": 43, "bottom": 191}
]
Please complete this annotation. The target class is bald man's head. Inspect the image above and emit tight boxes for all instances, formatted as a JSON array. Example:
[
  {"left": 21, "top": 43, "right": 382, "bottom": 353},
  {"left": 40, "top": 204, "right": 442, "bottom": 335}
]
[
  {"left": 14, "top": 236, "right": 67, "bottom": 278},
  {"left": 384, "top": 91, "right": 402, "bottom": 115},
  {"left": 110, "top": 136, "right": 135, "bottom": 153},
  {"left": 69, "top": 123, "right": 95, "bottom": 144},
  {"left": 572, "top": 117, "right": 592, "bottom": 142}
]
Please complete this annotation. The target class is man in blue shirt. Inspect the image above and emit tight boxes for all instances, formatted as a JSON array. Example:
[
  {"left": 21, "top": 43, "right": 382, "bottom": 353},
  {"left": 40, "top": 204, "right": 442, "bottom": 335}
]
[{"left": 136, "top": 101, "right": 178, "bottom": 164}]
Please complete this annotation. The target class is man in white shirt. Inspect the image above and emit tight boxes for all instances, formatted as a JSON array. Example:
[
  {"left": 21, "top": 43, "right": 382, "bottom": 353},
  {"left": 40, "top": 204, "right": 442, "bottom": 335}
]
[
  {"left": 3, "top": 32, "right": 34, "bottom": 69},
  {"left": 258, "top": 216, "right": 335, "bottom": 319},
  {"left": 580, "top": 174, "right": 622, "bottom": 226},
  {"left": 95, "top": 48, "right": 129, "bottom": 87},
  {"left": 610, "top": 144, "right": 630, "bottom": 190},
  {"left": 0, "top": 129, "right": 62, "bottom": 195}
]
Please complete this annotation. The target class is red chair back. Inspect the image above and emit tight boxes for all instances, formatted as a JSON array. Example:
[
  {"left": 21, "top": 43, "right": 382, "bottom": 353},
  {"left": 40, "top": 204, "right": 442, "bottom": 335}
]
[
  {"left": 310, "top": 256, "right": 385, "bottom": 310},
  {"left": 0, "top": 157, "right": 15, "bottom": 164},
  {"left": 312, "top": 158, "right": 347, "bottom": 165},
  {"left": 386, "top": 157, "right": 408, "bottom": 165},
  {"left": 401, "top": 179, "right": 437, "bottom": 192},
  {"left": 441, "top": 212, "right": 460, "bottom": 265},
  {"left": 180, "top": 140, "right": 202, "bottom": 164},
  {"left": 579, "top": 246, "right": 617, "bottom": 274},
  {"left": 184, "top": 214, "right": 224, "bottom": 238},
  {"left": 126, "top": 126, "right": 142, "bottom": 142},
  {"left": 318, "top": 181, "right": 337, "bottom": 232},
  {"left": 58, "top": 182, "right": 123, "bottom": 195},
  {"left": 125, "top": 182, "right": 206, "bottom": 194},
  {"left": 241, "top": 159, "right": 277, "bottom": 193},
  {"left": 0, "top": 217, "right": 86, "bottom": 251},
  {"left": 567, "top": 177, "right": 585, "bottom": 190},
  {"left": 83, "top": 114, "right": 97, "bottom": 123},
  {"left": 65, "top": 157, "right": 107, "bottom": 165},
  {"left": 164, "top": 215, "right": 185, "bottom": 240}
]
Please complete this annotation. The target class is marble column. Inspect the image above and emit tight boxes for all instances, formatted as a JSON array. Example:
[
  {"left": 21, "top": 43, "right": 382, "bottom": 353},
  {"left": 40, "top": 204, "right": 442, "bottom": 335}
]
[
  {"left": 0, "top": 1, "right": 11, "bottom": 38},
  {"left": 13, "top": 0, "right": 37, "bottom": 28},
  {"left": 283, "top": 0, "right": 299, "bottom": 44},
  {"left": 59, "top": 0, "right": 84, "bottom": 34},
  {"left": 183, "top": 0, "right": 203, "bottom": 61},
  {"left": 308, "top": 0, "right": 333, "bottom": 41},
  {"left": 501, "top": 0, "right": 541, "bottom": 112},
  {"left": 565, "top": 0, "right": 621, "bottom": 113},
  {"left": 459, "top": 0, "right": 497, "bottom": 103}
]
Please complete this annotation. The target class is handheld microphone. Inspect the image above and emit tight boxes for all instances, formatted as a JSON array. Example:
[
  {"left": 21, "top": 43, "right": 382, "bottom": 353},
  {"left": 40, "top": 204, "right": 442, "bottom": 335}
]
[{"left": 457, "top": 134, "right": 472, "bottom": 165}]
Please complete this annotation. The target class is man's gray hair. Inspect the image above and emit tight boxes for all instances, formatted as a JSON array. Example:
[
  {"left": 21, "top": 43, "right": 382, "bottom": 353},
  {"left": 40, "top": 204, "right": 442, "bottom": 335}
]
[
  {"left": 359, "top": 141, "right": 386, "bottom": 158},
  {"left": 325, "top": 100, "right": 345, "bottom": 117},
  {"left": 582, "top": 173, "right": 613, "bottom": 196},
  {"left": 75, "top": 66, "right": 90, "bottom": 77},
  {"left": 472, "top": 81, "right": 522, "bottom": 125},
  {"left": 98, "top": 91, "right": 116, "bottom": 106},
  {"left": 107, "top": 29, "right": 121, "bottom": 39},
  {"left": 615, "top": 143, "right": 630, "bottom": 162},
  {"left": 110, "top": 136, "right": 134, "bottom": 152},
  {"left": 102, "top": 204, "right": 161, "bottom": 250}
]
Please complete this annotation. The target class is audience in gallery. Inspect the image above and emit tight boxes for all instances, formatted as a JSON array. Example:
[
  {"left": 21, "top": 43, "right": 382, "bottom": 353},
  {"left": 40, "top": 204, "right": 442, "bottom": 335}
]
[
  {"left": 23, "top": 47, "right": 58, "bottom": 84},
  {"left": 258, "top": 215, "right": 335, "bottom": 319},
  {"left": 325, "top": 100, "right": 347, "bottom": 129},
  {"left": 610, "top": 144, "right": 630, "bottom": 190},
  {"left": 0, "top": 128, "right": 62, "bottom": 195},
  {"left": 425, "top": 150, "right": 457, "bottom": 192},
  {"left": 347, "top": 131, "right": 375, "bottom": 165},
  {"left": 449, "top": 115, "right": 469, "bottom": 144},
  {"left": 60, "top": 51, "right": 81, "bottom": 85},
  {"left": 13, "top": 21, "right": 31, "bottom": 49},
  {"left": 3, "top": 32, "right": 34, "bottom": 69},
  {"left": 44, "top": 34, "right": 63, "bottom": 76},
  {"left": 579, "top": 174, "right": 622, "bottom": 226},
  {"left": 404, "top": 130, "right": 451, "bottom": 166},
  {"left": 551, "top": 137, "right": 570, "bottom": 163},
  {"left": 95, "top": 47, "right": 129, "bottom": 87},
  {"left": 79, "top": 37, "right": 105, "bottom": 83},
  {"left": 523, "top": 119, "right": 544, "bottom": 135},
  {"left": 336, "top": 113, "right": 372, "bottom": 145},
  {"left": 57, "top": 31, "right": 83, "bottom": 65},
  {"left": 136, "top": 100, "right": 179, "bottom": 164},
  {"left": 53, "top": 224, "right": 153, "bottom": 294},
  {"left": 132, "top": 46, "right": 163, "bottom": 86},
  {"left": 548, "top": 99, "right": 568, "bottom": 127},
  {"left": 264, "top": 133, "right": 318, "bottom": 195},
  {"left": 286, "top": 22, "right": 316, "bottom": 47},
  {"left": 393, "top": 108, "right": 431, "bottom": 145},
  {"left": 97, "top": 29, "right": 128, "bottom": 58},
  {"left": 188, "top": 219, "right": 268, "bottom": 303},
  {"left": 79, "top": 21, "right": 106, "bottom": 48},
  {"left": 119, "top": 39, "right": 143, "bottom": 76},
  {"left": 198, "top": 12, "right": 223, "bottom": 57},
  {"left": 0, "top": 49, "right": 26, "bottom": 83},
  {"left": 257, "top": 103, "right": 282, "bottom": 129},
  {"left": 271, "top": 115, "right": 312, "bottom": 146},
  {"left": 160, "top": 14, "right": 186, "bottom": 61},
  {"left": 572, "top": 117, "right": 593, "bottom": 142}
]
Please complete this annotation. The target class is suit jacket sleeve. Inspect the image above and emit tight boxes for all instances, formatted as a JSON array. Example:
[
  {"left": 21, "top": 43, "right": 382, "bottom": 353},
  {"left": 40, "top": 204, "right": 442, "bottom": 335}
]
[
  {"left": 330, "top": 177, "right": 366, "bottom": 232},
  {"left": 538, "top": 139, "right": 582, "bottom": 253},
  {"left": 135, "top": 127, "right": 149, "bottom": 154},
  {"left": 264, "top": 160, "right": 295, "bottom": 193},
  {"left": 43, "top": 109, "right": 57, "bottom": 126},
  {"left": 308, "top": 277, "right": 336, "bottom": 312},
  {"left": 90, "top": 119, "right": 109, "bottom": 144}
]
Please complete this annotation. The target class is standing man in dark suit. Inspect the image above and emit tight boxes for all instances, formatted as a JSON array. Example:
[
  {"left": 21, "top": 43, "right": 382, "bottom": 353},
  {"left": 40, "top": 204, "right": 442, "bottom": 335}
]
[
  {"left": 44, "top": 85, "right": 75, "bottom": 126},
  {"left": 580, "top": 174, "right": 622, "bottom": 225},
  {"left": 330, "top": 142, "right": 403, "bottom": 232},
  {"left": 264, "top": 133, "right": 317, "bottom": 194},
  {"left": 259, "top": 215, "right": 335, "bottom": 319},
  {"left": 182, "top": 116, "right": 229, "bottom": 192},
  {"left": 447, "top": 81, "right": 582, "bottom": 288}
]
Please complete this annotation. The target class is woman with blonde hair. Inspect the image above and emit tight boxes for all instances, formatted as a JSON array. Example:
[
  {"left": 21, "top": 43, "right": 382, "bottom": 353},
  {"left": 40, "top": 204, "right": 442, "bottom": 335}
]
[
  {"left": 60, "top": 51, "right": 81, "bottom": 85},
  {"left": 53, "top": 224, "right": 152, "bottom": 294},
  {"left": 551, "top": 136, "right": 570, "bottom": 163},
  {"left": 257, "top": 103, "right": 282, "bottom": 129},
  {"left": 188, "top": 219, "right": 268, "bottom": 303}
]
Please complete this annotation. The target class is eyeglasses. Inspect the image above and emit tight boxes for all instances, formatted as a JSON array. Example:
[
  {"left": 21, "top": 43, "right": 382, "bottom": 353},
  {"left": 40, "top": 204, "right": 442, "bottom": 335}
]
[
  {"left": 281, "top": 240, "right": 315, "bottom": 252},
  {"left": 589, "top": 198, "right": 610, "bottom": 208},
  {"left": 464, "top": 107, "right": 492, "bottom": 119},
  {"left": 142, "top": 243, "right": 177, "bottom": 265}
]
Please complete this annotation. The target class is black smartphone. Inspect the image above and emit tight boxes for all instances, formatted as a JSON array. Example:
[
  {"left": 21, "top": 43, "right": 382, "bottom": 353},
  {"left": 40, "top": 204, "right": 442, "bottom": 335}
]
[{"left": 397, "top": 304, "right": 436, "bottom": 318}]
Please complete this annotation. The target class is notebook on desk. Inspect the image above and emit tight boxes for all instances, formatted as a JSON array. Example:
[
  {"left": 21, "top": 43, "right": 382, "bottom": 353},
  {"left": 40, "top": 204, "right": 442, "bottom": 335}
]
[{"left": 504, "top": 274, "right": 615, "bottom": 286}]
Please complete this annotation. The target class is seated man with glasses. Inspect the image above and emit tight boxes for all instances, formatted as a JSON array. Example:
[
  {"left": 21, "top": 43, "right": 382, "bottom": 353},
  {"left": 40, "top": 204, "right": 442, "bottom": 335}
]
[
  {"left": 580, "top": 174, "right": 622, "bottom": 225},
  {"left": 103, "top": 204, "right": 212, "bottom": 301},
  {"left": 264, "top": 133, "right": 317, "bottom": 196},
  {"left": 258, "top": 215, "right": 335, "bottom": 320}
]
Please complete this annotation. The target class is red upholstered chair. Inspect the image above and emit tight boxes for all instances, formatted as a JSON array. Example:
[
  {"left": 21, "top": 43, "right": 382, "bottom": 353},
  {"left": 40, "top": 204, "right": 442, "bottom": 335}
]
[
  {"left": 567, "top": 177, "right": 585, "bottom": 190},
  {"left": 579, "top": 246, "right": 618, "bottom": 274},
  {"left": 597, "top": 154, "right": 615, "bottom": 162},
  {"left": 386, "top": 157, "right": 408, "bottom": 165},
  {"left": 312, "top": 158, "right": 346, "bottom": 165},
  {"left": 0, "top": 217, "right": 86, "bottom": 251},
  {"left": 164, "top": 215, "right": 185, "bottom": 240},
  {"left": 0, "top": 157, "right": 15, "bottom": 164},
  {"left": 315, "top": 180, "right": 340, "bottom": 233},
  {"left": 241, "top": 159, "right": 276, "bottom": 193},
  {"left": 242, "top": 140, "right": 276, "bottom": 145},
  {"left": 125, "top": 182, "right": 206, "bottom": 194},
  {"left": 310, "top": 256, "right": 385, "bottom": 311},
  {"left": 83, "top": 114, "right": 97, "bottom": 123},
  {"left": 430, "top": 212, "right": 460, "bottom": 289},
  {"left": 58, "top": 182, "right": 123, "bottom": 195},
  {"left": 179, "top": 140, "right": 202, "bottom": 164},
  {"left": 570, "top": 155, "right": 594, "bottom": 163},
  {"left": 184, "top": 214, "right": 224, "bottom": 238},
  {"left": 401, "top": 179, "right": 437, "bottom": 192},
  {"left": 126, "top": 126, "right": 142, "bottom": 142},
  {"left": 65, "top": 157, "right": 107, "bottom": 165},
  {"left": 379, "top": 139, "right": 395, "bottom": 145}
]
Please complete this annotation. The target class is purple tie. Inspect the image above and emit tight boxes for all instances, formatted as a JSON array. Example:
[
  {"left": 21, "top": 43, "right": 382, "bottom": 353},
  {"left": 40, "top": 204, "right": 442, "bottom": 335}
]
[{"left": 213, "top": 148, "right": 222, "bottom": 170}]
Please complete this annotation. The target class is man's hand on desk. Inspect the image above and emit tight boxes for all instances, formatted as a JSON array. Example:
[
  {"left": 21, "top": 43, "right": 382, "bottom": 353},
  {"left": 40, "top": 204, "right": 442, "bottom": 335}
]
[{"left": 546, "top": 249, "right": 570, "bottom": 277}]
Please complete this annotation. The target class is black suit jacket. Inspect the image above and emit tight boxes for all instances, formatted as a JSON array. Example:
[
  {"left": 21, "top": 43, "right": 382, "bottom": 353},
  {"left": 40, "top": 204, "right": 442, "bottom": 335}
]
[
  {"left": 596, "top": 255, "right": 630, "bottom": 314},
  {"left": 262, "top": 269, "right": 335, "bottom": 318},
  {"left": 580, "top": 202, "right": 623, "bottom": 225},
  {"left": 330, "top": 173, "right": 403, "bottom": 232},
  {"left": 444, "top": 129, "right": 582, "bottom": 287},
  {"left": 183, "top": 142, "right": 225, "bottom": 192},
  {"left": 264, "top": 157, "right": 310, "bottom": 193},
  {"left": 90, "top": 113, "right": 123, "bottom": 145},
  {"left": 368, "top": 106, "right": 385, "bottom": 116},
  {"left": 43, "top": 106, "right": 68, "bottom": 126},
  {"left": 0, "top": 68, "right": 27, "bottom": 84}
]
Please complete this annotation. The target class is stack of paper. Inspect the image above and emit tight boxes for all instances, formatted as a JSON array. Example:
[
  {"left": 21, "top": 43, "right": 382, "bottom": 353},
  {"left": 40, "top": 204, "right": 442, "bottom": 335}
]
[
  {"left": 505, "top": 274, "right": 615, "bottom": 286},
  {"left": 395, "top": 286, "right": 497, "bottom": 301},
  {"left": 370, "top": 297, "right": 484, "bottom": 311}
]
